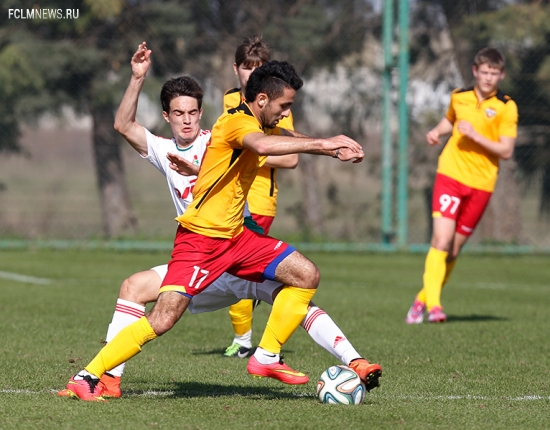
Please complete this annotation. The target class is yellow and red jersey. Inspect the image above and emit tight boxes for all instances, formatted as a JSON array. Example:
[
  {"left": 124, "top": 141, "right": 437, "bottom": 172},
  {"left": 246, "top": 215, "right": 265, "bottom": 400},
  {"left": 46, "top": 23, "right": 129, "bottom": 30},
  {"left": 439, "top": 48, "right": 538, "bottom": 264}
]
[
  {"left": 437, "top": 86, "right": 518, "bottom": 192},
  {"left": 177, "top": 102, "right": 274, "bottom": 238},
  {"left": 224, "top": 88, "right": 294, "bottom": 217}
]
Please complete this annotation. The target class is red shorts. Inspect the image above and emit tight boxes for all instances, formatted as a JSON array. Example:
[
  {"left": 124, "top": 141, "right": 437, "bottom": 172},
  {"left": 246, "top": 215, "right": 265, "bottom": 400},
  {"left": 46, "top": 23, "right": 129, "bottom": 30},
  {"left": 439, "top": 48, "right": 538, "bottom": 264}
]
[
  {"left": 160, "top": 226, "right": 295, "bottom": 297},
  {"left": 251, "top": 214, "right": 275, "bottom": 235},
  {"left": 432, "top": 173, "right": 492, "bottom": 236}
]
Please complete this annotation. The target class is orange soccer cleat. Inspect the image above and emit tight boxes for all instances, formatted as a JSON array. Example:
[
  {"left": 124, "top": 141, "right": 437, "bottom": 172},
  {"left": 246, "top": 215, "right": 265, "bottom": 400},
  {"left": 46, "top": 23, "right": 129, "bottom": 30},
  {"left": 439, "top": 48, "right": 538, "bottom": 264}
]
[{"left": 348, "top": 359, "right": 382, "bottom": 392}]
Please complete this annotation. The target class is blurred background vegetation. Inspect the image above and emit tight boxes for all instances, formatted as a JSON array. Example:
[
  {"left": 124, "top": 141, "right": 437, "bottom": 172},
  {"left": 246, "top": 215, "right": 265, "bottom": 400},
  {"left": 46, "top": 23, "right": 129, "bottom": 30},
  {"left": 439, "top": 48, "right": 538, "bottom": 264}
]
[{"left": 1, "top": 0, "right": 550, "bottom": 249}]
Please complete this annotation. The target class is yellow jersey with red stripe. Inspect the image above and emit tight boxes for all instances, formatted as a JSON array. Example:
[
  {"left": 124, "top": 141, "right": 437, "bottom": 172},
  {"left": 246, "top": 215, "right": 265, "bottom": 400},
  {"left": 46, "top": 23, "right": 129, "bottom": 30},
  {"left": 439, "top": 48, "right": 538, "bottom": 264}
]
[
  {"left": 437, "top": 86, "right": 518, "bottom": 192},
  {"left": 176, "top": 102, "right": 273, "bottom": 238},
  {"left": 224, "top": 88, "right": 295, "bottom": 217}
]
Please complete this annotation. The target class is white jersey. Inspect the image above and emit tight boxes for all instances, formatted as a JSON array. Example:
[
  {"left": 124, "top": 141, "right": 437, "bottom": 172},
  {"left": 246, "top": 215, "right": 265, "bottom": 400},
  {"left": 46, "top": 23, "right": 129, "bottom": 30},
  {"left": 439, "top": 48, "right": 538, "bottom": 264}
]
[
  {"left": 144, "top": 127, "right": 250, "bottom": 218},
  {"left": 144, "top": 128, "right": 210, "bottom": 217}
]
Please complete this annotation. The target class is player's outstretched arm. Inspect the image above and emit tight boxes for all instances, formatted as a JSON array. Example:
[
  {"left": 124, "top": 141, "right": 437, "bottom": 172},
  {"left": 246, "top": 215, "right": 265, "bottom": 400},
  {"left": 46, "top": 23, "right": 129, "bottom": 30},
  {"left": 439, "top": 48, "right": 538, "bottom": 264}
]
[
  {"left": 114, "top": 41, "right": 151, "bottom": 156},
  {"left": 243, "top": 132, "right": 364, "bottom": 163},
  {"left": 263, "top": 128, "right": 303, "bottom": 168},
  {"left": 426, "top": 117, "right": 453, "bottom": 146}
]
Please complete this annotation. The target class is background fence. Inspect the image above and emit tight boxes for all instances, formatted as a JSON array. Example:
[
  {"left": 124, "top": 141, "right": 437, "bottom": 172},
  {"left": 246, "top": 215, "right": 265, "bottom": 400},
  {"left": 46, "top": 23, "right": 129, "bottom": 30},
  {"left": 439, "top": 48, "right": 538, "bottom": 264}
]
[{"left": 1, "top": 0, "right": 550, "bottom": 250}]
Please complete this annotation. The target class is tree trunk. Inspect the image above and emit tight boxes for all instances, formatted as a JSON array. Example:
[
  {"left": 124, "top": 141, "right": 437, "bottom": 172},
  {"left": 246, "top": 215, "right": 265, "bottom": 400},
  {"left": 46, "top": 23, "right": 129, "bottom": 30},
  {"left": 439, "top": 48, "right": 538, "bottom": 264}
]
[
  {"left": 91, "top": 104, "right": 138, "bottom": 238},
  {"left": 476, "top": 158, "right": 522, "bottom": 244}
]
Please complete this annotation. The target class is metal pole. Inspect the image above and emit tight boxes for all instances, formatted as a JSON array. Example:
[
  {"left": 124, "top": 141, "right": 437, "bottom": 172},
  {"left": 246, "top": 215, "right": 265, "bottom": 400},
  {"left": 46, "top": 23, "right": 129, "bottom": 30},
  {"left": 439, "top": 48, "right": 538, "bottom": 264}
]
[
  {"left": 396, "top": 0, "right": 410, "bottom": 247},
  {"left": 381, "top": 0, "right": 394, "bottom": 244}
]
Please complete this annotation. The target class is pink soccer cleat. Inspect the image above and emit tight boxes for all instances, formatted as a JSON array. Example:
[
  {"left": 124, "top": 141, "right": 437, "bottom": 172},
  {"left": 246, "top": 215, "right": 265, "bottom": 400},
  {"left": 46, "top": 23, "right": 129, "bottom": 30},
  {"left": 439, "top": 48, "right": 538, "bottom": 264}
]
[
  {"left": 406, "top": 299, "right": 426, "bottom": 324},
  {"left": 62, "top": 374, "right": 107, "bottom": 402},
  {"left": 427, "top": 306, "right": 447, "bottom": 323},
  {"left": 247, "top": 355, "right": 309, "bottom": 385}
]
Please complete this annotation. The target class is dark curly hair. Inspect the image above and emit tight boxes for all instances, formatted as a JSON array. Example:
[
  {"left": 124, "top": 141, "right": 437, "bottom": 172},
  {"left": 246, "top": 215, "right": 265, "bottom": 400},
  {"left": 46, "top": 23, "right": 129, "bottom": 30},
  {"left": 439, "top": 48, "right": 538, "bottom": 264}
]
[
  {"left": 245, "top": 61, "right": 303, "bottom": 103},
  {"left": 160, "top": 76, "right": 203, "bottom": 112}
]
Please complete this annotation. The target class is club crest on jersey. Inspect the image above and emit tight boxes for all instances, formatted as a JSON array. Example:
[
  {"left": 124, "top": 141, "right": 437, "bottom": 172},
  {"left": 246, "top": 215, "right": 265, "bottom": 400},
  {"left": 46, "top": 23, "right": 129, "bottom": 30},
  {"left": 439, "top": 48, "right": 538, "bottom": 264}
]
[{"left": 485, "top": 107, "right": 496, "bottom": 118}]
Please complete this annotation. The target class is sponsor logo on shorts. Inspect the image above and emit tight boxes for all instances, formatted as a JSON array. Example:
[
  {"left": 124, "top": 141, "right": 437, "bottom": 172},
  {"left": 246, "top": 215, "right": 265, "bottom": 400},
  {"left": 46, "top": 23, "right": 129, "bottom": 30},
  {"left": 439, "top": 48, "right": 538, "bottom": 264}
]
[
  {"left": 460, "top": 225, "right": 473, "bottom": 233},
  {"left": 274, "top": 241, "right": 283, "bottom": 250},
  {"left": 485, "top": 107, "right": 496, "bottom": 118}
]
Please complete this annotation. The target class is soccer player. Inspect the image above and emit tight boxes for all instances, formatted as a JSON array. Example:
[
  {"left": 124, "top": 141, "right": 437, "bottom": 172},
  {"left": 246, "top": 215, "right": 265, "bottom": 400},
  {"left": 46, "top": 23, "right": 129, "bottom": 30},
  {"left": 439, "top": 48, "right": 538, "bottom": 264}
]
[
  {"left": 222, "top": 36, "right": 298, "bottom": 359},
  {"left": 57, "top": 41, "right": 380, "bottom": 399},
  {"left": 60, "top": 48, "right": 379, "bottom": 401},
  {"left": 405, "top": 47, "right": 518, "bottom": 324}
]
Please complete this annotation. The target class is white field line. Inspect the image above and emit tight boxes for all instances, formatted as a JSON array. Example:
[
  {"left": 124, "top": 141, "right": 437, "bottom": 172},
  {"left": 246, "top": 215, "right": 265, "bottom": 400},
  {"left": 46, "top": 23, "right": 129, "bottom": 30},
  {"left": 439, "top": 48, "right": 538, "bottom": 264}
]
[
  {"left": 0, "top": 271, "right": 51, "bottom": 285},
  {"left": 1, "top": 389, "right": 549, "bottom": 402}
]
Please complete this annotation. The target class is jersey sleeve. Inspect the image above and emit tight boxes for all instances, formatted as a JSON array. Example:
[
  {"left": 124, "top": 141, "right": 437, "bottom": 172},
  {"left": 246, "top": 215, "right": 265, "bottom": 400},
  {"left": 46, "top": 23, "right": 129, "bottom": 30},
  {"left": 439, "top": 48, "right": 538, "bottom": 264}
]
[
  {"left": 499, "top": 99, "right": 518, "bottom": 138},
  {"left": 223, "top": 114, "right": 262, "bottom": 148},
  {"left": 143, "top": 128, "right": 169, "bottom": 175}
]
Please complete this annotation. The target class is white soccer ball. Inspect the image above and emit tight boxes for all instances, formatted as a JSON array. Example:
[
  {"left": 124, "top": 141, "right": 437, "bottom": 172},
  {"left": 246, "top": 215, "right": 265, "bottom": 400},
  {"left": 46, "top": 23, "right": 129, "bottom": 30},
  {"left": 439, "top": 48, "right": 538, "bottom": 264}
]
[{"left": 316, "top": 365, "right": 366, "bottom": 405}]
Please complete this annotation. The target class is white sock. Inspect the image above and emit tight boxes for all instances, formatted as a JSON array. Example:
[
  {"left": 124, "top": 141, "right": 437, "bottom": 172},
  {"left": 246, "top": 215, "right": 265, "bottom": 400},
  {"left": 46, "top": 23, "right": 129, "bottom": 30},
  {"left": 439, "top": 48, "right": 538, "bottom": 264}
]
[
  {"left": 75, "top": 370, "right": 98, "bottom": 380},
  {"left": 253, "top": 347, "right": 280, "bottom": 364},
  {"left": 104, "top": 298, "right": 145, "bottom": 377},
  {"left": 233, "top": 329, "right": 252, "bottom": 349},
  {"left": 301, "top": 306, "right": 362, "bottom": 366}
]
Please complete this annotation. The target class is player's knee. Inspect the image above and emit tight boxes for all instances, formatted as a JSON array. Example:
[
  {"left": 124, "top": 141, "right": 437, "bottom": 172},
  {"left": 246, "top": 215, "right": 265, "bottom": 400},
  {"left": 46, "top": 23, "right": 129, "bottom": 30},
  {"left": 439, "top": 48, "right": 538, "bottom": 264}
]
[
  {"left": 301, "top": 262, "right": 320, "bottom": 289},
  {"left": 119, "top": 276, "right": 143, "bottom": 303},
  {"left": 119, "top": 277, "right": 135, "bottom": 300},
  {"left": 431, "top": 238, "right": 451, "bottom": 252}
]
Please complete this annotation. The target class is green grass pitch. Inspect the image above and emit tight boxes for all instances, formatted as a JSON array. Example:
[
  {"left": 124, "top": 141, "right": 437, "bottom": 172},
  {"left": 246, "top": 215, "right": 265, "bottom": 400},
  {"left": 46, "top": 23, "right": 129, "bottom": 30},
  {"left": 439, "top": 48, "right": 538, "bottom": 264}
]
[{"left": 1, "top": 249, "right": 549, "bottom": 429}]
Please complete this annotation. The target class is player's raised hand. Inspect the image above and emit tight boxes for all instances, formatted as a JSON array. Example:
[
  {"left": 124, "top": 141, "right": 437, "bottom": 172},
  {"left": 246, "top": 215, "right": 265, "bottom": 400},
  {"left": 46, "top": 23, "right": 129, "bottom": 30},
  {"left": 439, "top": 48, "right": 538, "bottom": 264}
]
[
  {"left": 426, "top": 128, "right": 441, "bottom": 146},
  {"left": 131, "top": 42, "right": 152, "bottom": 79},
  {"left": 167, "top": 152, "right": 200, "bottom": 176}
]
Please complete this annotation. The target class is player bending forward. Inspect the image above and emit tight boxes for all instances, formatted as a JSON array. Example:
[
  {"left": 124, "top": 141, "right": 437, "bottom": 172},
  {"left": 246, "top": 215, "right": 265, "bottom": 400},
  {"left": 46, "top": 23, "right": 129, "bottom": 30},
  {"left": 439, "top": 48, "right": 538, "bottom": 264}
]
[{"left": 58, "top": 42, "right": 381, "bottom": 401}]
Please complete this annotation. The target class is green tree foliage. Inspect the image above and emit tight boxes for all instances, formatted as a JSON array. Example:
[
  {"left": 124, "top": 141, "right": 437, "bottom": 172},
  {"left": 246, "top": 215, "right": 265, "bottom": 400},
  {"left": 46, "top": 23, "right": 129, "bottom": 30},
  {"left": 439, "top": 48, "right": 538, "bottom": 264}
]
[{"left": 0, "top": 0, "right": 196, "bottom": 236}]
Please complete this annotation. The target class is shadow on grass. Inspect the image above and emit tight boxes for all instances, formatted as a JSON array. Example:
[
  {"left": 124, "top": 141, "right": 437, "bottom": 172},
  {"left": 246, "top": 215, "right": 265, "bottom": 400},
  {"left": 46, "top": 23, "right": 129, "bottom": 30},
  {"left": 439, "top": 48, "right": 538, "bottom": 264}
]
[
  {"left": 191, "top": 347, "right": 296, "bottom": 356},
  {"left": 122, "top": 381, "right": 313, "bottom": 400},
  {"left": 446, "top": 314, "right": 508, "bottom": 323}
]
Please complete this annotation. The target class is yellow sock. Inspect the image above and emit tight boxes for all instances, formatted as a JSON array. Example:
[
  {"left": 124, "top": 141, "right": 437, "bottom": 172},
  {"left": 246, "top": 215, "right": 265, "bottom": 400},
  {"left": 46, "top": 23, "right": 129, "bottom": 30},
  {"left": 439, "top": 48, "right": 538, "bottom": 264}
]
[
  {"left": 86, "top": 316, "right": 157, "bottom": 378},
  {"left": 416, "top": 289, "right": 426, "bottom": 304},
  {"left": 229, "top": 299, "right": 254, "bottom": 336},
  {"left": 442, "top": 259, "right": 457, "bottom": 287},
  {"left": 423, "top": 247, "right": 448, "bottom": 311},
  {"left": 416, "top": 258, "right": 456, "bottom": 303},
  {"left": 258, "top": 286, "right": 316, "bottom": 354}
]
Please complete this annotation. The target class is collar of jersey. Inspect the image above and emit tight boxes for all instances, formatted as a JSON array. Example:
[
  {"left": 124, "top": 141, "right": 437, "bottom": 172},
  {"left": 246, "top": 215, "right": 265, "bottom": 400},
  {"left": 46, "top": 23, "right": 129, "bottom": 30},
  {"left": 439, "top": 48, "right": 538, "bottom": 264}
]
[
  {"left": 173, "top": 139, "right": 194, "bottom": 152},
  {"left": 473, "top": 86, "right": 498, "bottom": 102}
]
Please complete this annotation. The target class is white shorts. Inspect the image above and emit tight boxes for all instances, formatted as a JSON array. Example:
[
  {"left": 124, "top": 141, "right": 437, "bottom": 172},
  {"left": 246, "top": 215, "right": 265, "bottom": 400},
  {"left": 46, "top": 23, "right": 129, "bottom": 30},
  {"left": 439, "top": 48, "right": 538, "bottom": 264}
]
[{"left": 150, "top": 264, "right": 282, "bottom": 314}]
